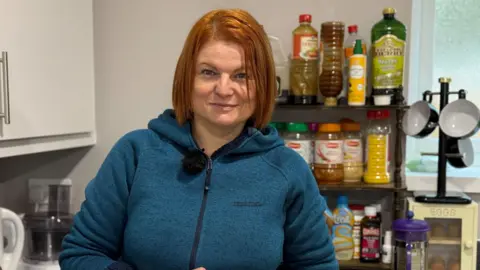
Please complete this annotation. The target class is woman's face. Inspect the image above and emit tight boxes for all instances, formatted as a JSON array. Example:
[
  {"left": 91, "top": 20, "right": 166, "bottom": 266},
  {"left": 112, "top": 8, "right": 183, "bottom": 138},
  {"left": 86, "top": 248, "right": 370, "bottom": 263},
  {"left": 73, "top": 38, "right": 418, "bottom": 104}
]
[{"left": 192, "top": 40, "right": 256, "bottom": 129}]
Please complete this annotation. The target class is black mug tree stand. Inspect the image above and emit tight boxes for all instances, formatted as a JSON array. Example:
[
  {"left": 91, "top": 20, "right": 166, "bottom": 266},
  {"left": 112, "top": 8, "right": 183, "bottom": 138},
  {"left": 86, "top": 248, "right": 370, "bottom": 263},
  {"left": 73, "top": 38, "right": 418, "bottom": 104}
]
[{"left": 414, "top": 77, "right": 472, "bottom": 204}]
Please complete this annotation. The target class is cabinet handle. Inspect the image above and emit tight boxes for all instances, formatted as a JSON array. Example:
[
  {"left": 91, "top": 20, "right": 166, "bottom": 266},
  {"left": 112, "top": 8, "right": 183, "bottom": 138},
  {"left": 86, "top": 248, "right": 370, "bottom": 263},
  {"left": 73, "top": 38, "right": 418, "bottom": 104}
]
[{"left": 0, "top": 51, "right": 10, "bottom": 124}]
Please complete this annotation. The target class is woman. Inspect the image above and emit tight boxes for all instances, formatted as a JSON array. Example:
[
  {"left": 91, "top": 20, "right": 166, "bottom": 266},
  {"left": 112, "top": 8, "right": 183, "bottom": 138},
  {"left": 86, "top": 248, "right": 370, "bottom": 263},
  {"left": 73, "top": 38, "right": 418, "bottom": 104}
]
[{"left": 59, "top": 8, "right": 337, "bottom": 270}]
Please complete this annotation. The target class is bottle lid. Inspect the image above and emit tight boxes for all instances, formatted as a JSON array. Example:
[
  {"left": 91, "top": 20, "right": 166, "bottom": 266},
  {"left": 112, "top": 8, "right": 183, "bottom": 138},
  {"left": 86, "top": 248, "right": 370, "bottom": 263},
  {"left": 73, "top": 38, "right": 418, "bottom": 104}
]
[
  {"left": 341, "top": 122, "right": 361, "bottom": 132},
  {"left": 349, "top": 204, "right": 365, "bottom": 211},
  {"left": 367, "top": 110, "right": 390, "bottom": 120},
  {"left": 276, "top": 122, "right": 286, "bottom": 131},
  {"left": 383, "top": 7, "right": 396, "bottom": 15},
  {"left": 299, "top": 14, "right": 312, "bottom": 23},
  {"left": 337, "top": 195, "right": 348, "bottom": 206},
  {"left": 384, "top": 230, "right": 392, "bottom": 245},
  {"left": 347, "top": 25, "right": 358, "bottom": 33},
  {"left": 287, "top": 122, "right": 308, "bottom": 133},
  {"left": 353, "top": 39, "right": 363, "bottom": 54},
  {"left": 392, "top": 210, "right": 430, "bottom": 233},
  {"left": 364, "top": 206, "right": 377, "bottom": 217},
  {"left": 308, "top": 122, "right": 319, "bottom": 133},
  {"left": 318, "top": 123, "right": 341, "bottom": 133}
]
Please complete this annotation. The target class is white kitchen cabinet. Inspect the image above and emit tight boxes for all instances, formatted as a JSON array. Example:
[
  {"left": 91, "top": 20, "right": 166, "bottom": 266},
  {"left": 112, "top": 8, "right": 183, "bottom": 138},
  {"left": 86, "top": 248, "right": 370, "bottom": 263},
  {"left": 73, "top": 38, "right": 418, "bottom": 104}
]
[{"left": 0, "top": 0, "right": 95, "bottom": 157}]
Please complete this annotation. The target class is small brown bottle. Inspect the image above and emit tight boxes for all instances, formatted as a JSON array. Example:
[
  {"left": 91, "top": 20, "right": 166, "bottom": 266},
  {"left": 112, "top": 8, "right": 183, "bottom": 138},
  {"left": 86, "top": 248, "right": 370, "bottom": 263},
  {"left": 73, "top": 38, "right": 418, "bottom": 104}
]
[{"left": 360, "top": 206, "right": 381, "bottom": 263}]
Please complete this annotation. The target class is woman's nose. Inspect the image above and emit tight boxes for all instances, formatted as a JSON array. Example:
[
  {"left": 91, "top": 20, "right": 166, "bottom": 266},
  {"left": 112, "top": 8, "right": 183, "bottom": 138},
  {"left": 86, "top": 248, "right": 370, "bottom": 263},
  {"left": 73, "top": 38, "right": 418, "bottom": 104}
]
[{"left": 215, "top": 73, "right": 235, "bottom": 96}]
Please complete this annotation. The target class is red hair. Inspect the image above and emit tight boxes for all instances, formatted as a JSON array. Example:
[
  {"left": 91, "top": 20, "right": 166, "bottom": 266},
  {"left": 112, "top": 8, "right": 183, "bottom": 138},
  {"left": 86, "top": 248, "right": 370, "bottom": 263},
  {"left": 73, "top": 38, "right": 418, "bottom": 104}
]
[{"left": 171, "top": 9, "right": 276, "bottom": 129}]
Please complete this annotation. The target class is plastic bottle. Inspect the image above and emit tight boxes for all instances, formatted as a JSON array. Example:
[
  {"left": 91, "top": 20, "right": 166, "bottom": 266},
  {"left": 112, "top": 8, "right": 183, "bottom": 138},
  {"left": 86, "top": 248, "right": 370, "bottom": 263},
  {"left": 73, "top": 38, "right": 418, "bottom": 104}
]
[
  {"left": 290, "top": 14, "right": 319, "bottom": 105},
  {"left": 343, "top": 25, "right": 367, "bottom": 98},
  {"left": 347, "top": 40, "right": 367, "bottom": 106},
  {"left": 284, "top": 122, "right": 313, "bottom": 167},
  {"left": 319, "top": 22, "right": 345, "bottom": 106},
  {"left": 371, "top": 8, "right": 407, "bottom": 105},
  {"left": 364, "top": 110, "right": 391, "bottom": 184},
  {"left": 360, "top": 206, "right": 381, "bottom": 262},
  {"left": 382, "top": 230, "right": 392, "bottom": 264},
  {"left": 332, "top": 196, "right": 354, "bottom": 261}
]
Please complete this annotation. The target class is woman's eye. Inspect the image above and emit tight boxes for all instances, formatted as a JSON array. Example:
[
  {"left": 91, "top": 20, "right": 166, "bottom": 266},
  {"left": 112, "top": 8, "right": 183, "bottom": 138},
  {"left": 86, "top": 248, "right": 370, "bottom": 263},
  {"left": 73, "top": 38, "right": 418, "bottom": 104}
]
[
  {"left": 235, "top": 73, "right": 247, "bottom": 80},
  {"left": 200, "top": 69, "right": 217, "bottom": 76}
]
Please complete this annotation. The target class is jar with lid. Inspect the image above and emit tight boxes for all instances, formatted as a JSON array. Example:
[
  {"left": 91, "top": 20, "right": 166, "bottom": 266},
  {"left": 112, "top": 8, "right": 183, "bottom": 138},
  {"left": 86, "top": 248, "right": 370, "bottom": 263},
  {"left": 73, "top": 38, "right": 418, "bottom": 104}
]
[
  {"left": 364, "top": 110, "right": 391, "bottom": 184},
  {"left": 314, "top": 123, "right": 344, "bottom": 183},
  {"left": 341, "top": 122, "right": 364, "bottom": 183},
  {"left": 284, "top": 122, "right": 313, "bottom": 167}
]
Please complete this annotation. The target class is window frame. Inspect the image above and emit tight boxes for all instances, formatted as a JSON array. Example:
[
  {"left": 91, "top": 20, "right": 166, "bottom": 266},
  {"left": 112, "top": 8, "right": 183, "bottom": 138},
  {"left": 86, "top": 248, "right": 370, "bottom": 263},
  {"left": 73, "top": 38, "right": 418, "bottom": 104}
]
[{"left": 405, "top": 0, "right": 480, "bottom": 193}]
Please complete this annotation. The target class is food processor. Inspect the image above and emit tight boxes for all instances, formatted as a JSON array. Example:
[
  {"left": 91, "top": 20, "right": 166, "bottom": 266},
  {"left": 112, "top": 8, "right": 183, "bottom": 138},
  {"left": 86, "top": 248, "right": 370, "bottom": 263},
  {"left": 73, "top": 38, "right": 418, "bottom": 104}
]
[{"left": 17, "top": 179, "right": 73, "bottom": 270}]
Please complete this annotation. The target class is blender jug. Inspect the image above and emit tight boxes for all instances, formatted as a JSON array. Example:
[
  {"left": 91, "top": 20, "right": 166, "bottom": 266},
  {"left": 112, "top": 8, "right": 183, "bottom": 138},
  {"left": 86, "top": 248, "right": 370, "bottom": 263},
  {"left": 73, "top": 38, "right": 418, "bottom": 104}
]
[
  {"left": 23, "top": 184, "right": 73, "bottom": 263},
  {"left": 392, "top": 210, "right": 430, "bottom": 270}
]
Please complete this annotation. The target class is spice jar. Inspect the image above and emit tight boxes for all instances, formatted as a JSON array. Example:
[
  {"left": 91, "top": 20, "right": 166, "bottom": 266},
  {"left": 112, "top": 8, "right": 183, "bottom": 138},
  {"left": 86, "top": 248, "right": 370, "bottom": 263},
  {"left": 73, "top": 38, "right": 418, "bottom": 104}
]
[
  {"left": 314, "top": 123, "right": 344, "bottom": 183},
  {"left": 284, "top": 122, "right": 313, "bottom": 168},
  {"left": 341, "top": 122, "right": 363, "bottom": 182}
]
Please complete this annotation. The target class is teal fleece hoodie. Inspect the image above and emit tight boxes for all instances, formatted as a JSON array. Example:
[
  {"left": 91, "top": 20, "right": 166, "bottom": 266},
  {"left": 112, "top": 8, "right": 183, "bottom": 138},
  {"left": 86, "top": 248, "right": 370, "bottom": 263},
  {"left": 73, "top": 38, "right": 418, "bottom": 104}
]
[{"left": 59, "top": 109, "right": 338, "bottom": 270}]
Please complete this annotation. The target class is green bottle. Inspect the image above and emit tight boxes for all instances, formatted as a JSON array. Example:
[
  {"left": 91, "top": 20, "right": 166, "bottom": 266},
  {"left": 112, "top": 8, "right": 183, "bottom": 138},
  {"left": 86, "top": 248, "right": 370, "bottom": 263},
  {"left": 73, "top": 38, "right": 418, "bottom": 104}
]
[{"left": 371, "top": 8, "right": 407, "bottom": 94}]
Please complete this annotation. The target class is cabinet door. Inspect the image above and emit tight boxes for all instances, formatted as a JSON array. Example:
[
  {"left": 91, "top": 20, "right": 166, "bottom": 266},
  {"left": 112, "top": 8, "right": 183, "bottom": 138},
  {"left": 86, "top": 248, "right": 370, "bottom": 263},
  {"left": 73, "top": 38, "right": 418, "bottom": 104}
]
[{"left": 0, "top": 0, "right": 95, "bottom": 140}]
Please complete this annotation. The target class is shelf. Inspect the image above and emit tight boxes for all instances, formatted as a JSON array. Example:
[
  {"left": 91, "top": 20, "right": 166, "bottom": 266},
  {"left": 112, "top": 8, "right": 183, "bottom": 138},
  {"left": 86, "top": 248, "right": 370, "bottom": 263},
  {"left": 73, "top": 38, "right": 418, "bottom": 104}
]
[
  {"left": 339, "top": 260, "right": 391, "bottom": 270},
  {"left": 275, "top": 103, "right": 409, "bottom": 111},
  {"left": 429, "top": 236, "right": 461, "bottom": 245},
  {"left": 318, "top": 182, "right": 405, "bottom": 192}
]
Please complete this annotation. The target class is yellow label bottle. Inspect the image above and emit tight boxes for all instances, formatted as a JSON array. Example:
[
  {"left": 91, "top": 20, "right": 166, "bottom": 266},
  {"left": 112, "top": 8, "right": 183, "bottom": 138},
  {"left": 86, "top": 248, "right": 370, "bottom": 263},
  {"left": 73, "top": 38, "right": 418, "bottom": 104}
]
[{"left": 348, "top": 39, "right": 367, "bottom": 106}]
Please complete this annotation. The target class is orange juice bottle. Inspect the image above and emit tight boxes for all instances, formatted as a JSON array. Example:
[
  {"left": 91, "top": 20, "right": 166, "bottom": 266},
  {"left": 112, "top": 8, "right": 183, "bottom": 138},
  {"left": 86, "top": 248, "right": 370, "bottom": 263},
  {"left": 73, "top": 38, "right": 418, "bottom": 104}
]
[{"left": 348, "top": 40, "right": 367, "bottom": 106}]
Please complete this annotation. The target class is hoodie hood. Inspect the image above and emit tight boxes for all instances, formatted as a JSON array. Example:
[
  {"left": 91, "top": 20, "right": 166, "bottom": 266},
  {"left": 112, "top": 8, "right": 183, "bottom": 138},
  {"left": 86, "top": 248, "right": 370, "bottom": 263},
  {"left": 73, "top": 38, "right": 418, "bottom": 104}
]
[{"left": 147, "top": 109, "right": 284, "bottom": 156}]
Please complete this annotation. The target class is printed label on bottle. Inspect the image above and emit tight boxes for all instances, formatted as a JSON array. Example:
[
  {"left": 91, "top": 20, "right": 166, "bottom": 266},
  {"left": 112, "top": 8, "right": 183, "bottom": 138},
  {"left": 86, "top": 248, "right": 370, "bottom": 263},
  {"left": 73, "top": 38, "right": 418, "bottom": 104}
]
[
  {"left": 348, "top": 55, "right": 367, "bottom": 105},
  {"left": 360, "top": 227, "right": 381, "bottom": 259},
  {"left": 344, "top": 139, "right": 363, "bottom": 162},
  {"left": 293, "top": 34, "right": 319, "bottom": 60},
  {"left": 285, "top": 140, "right": 312, "bottom": 164},
  {"left": 372, "top": 34, "right": 405, "bottom": 89},
  {"left": 315, "top": 140, "right": 343, "bottom": 165}
]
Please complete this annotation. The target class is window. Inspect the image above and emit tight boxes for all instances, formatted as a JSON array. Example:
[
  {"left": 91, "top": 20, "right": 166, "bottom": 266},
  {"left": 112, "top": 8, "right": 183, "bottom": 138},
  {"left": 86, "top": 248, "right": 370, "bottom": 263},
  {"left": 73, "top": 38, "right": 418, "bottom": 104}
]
[{"left": 406, "top": 0, "right": 480, "bottom": 191}]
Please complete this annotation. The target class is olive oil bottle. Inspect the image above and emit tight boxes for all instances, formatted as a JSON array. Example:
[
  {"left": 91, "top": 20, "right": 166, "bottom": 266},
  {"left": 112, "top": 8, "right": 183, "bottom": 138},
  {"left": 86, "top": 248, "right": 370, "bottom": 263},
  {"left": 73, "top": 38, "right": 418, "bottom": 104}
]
[{"left": 371, "top": 8, "right": 407, "bottom": 99}]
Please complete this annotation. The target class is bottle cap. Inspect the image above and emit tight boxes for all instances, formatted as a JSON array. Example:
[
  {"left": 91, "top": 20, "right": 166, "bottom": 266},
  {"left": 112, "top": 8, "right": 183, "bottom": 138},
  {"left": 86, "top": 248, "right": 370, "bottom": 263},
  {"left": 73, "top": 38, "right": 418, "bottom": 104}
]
[
  {"left": 364, "top": 206, "right": 377, "bottom": 217},
  {"left": 308, "top": 122, "right": 319, "bottom": 133},
  {"left": 384, "top": 230, "right": 392, "bottom": 245},
  {"left": 341, "top": 122, "right": 361, "bottom": 132},
  {"left": 383, "top": 7, "right": 396, "bottom": 15},
  {"left": 299, "top": 14, "right": 312, "bottom": 23},
  {"left": 347, "top": 25, "right": 358, "bottom": 33},
  {"left": 287, "top": 122, "right": 308, "bottom": 133},
  {"left": 318, "top": 123, "right": 341, "bottom": 133},
  {"left": 367, "top": 110, "right": 390, "bottom": 120},
  {"left": 337, "top": 195, "right": 348, "bottom": 206},
  {"left": 353, "top": 39, "right": 363, "bottom": 54}
]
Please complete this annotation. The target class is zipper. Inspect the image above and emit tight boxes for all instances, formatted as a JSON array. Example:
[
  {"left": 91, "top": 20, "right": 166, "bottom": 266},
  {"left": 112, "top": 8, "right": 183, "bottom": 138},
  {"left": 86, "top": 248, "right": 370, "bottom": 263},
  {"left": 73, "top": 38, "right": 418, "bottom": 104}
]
[{"left": 189, "top": 157, "right": 212, "bottom": 269}]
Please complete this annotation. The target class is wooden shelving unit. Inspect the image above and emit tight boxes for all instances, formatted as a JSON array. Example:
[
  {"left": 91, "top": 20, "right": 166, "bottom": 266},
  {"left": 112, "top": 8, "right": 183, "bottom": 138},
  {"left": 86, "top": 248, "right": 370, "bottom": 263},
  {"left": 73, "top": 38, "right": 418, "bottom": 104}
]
[{"left": 273, "top": 94, "right": 408, "bottom": 270}]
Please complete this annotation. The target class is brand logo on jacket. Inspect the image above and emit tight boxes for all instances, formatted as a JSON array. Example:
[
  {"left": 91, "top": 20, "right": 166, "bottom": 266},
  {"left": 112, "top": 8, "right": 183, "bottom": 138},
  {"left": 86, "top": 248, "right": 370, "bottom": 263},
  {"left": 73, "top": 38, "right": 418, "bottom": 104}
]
[{"left": 232, "top": 201, "right": 263, "bottom": 207}]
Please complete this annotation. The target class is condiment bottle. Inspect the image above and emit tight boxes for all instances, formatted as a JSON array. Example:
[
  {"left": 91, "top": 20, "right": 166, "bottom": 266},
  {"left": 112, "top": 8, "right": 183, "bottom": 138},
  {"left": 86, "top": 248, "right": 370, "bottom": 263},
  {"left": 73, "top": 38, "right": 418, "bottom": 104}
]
[
  {"left": 332, "top": 195, "right": 354, "bottom": 261},
  {"left": 341, "top": 122, "right": 363, "bottom": 183},
  {"left": 360, "top": 206, "right": 381, "bottom": 263},
  {"left": 347, "top": 40, "right": 367, "bottom": 106},
  {"left": 319, "top": 21, "right": 345, "bottom": 106},
  {"left": 290, "top": 14, "right": 319, "bottom": 104},
  {"left": 364, "top": 110, "right": 391, "bottom": 184},
  {"left": 382, "top": 230, "right": 393, "bottom": 264},
  {"left": 284, "top": 122, "right": 313, "bottom": 167},
  {"left": 314, "top": 123, "right": 344, "bottom": 184},
  {"left": 371, "top": 8, "right": 407, "bottom": 105}
]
